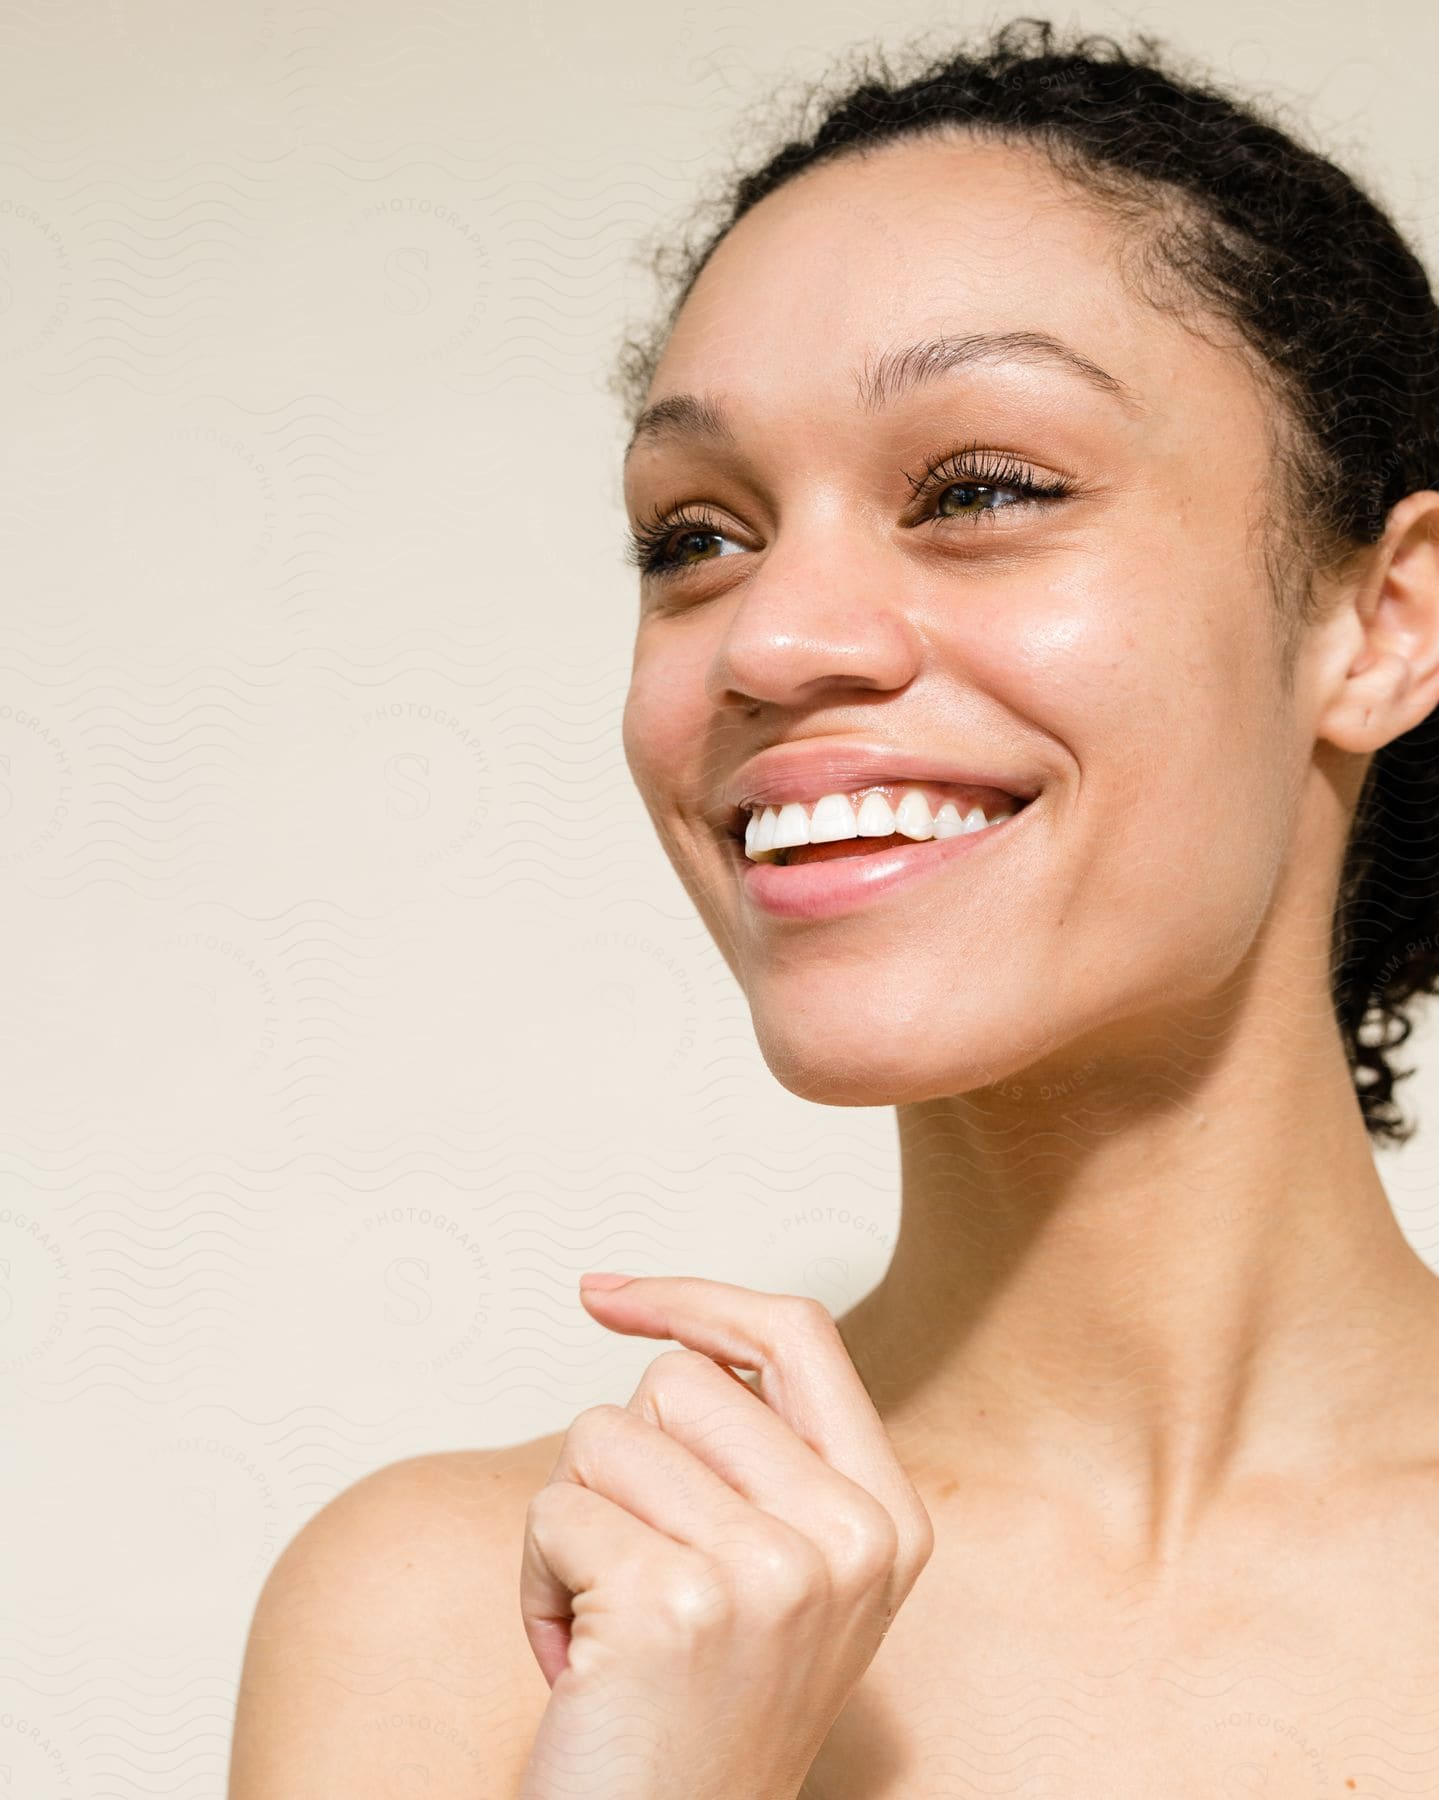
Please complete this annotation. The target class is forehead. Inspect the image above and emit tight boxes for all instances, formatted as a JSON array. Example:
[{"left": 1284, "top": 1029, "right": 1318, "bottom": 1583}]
[{"left": 641, "top": 135, "right": 1251, "bottom": 442}]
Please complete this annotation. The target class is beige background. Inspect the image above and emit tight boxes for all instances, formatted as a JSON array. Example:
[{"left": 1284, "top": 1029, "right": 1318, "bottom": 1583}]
[{"left": 2, "top": 1, "right": 1438, "bottom": 1793}]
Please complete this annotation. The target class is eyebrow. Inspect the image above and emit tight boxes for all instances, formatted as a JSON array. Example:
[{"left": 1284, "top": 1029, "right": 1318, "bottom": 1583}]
[{"left": 622, "top": 329, "right": 1144, "bottom": 463}]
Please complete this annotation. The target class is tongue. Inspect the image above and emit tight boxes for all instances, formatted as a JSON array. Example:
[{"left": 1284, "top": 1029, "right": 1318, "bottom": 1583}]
[{"left": 781, "top": 833, "right": 914, "bottom": 866}]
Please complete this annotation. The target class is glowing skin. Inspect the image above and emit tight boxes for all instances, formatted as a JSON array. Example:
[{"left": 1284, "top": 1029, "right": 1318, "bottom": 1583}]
[
  {"left": 227, "top": 132, "right": 1439, "bottom": 1800},
  {"left": 621, "top": 134, "right": 1439, "bottom": 1629}
]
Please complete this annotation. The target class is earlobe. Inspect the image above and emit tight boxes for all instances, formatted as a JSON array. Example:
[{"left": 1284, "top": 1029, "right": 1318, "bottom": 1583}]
[{"left": 1319, "top": 489, "right": 1439, "bottom": 755}]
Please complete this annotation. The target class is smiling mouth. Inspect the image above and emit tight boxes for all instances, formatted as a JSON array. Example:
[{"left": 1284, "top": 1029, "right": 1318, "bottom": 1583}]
[{"left": 737, "top": 782, "right": 1031, "bottom": 866}]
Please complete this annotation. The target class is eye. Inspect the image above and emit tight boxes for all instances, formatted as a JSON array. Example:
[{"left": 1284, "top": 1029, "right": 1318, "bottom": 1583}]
[
  {"left": 906, "top": 443, "right": 1077, "bottom": 526},
  {"left": 936, "top": 481, "right": 1027, "bottom": 517},
  {"left": 624, "top": 444, "right": 1078, "bottom": 586},
  {"left": 624, "top": 503, "right": 747, "bottom": 579}
]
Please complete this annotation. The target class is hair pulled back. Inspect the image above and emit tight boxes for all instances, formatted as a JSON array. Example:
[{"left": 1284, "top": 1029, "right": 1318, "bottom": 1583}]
[{"left": 614, "top": 17, "right": 1439, "bottom": 1145}]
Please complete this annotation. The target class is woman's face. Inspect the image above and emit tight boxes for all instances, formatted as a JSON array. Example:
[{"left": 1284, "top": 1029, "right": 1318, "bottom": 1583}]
[{"left": 621, "top": 134, "right": 1322, "bottom": 1106}]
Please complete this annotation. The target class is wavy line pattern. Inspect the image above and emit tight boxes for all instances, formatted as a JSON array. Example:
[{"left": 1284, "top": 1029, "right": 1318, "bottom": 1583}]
[{"left": 2, "top": 5, "right": 1438, "bottom": 1800}]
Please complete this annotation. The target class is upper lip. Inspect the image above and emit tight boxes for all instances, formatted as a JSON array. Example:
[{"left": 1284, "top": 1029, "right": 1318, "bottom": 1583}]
[{"left": 720, "top": 740, "right": 1044, "bottom": 838}]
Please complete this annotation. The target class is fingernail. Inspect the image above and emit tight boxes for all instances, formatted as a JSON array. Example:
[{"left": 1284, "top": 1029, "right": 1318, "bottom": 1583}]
[{"left": 579, "top": 1271, "right": 637, "bottom": 1292}]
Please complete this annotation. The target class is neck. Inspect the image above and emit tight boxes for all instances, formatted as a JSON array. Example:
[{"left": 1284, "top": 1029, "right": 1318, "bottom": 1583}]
[{"left": 836, "top": 978, "right": 1439, "bottom": 1572}]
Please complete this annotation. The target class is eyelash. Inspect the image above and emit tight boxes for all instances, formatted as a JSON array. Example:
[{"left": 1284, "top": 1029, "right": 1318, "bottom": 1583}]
[{"left": 624, "top": 442, "right": 1078, "bottom": 580}]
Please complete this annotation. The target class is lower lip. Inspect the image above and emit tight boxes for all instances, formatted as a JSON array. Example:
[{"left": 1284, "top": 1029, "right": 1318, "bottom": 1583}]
[{"left": 735, "top": 799, "right": 1039, "bottom": 922}]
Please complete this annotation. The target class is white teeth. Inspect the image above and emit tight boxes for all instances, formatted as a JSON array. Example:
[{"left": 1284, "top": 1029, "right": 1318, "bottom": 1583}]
[
  {"left": 855, "top": 792, "right": 897, "bottom": 836},
  {"left": 772, "top": 802, "right": 810, "bottom": 849},
  {"left": 807, "top": 793, "right": 859, "bottom": 842},
  {"left": 893, "top": 789, "right": 934, "bottom": 839},
  {"left": 741, "top": 787, "right": 1019, "bottom": 862}
]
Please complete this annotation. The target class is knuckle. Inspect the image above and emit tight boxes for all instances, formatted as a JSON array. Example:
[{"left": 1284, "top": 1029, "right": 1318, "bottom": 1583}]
[
  {"left": 587, "top": 1400, "right": 634, "bottom": 1428},
  {"left": 827, "top": 1501, "right": 901, "bottom": 1585},
  {"left": 653, "top": 1556, "right": 731, "bottom": 1635},
  {"left": 636, "top": 1345, "right": 710, "bottom": 1398},
  {"left": 568, "top": 1401, "right": 631, "bottom": 1445},
  {"left": 747, "top": 1529, "right": 828, "bottom": 1615},
  {"left": 560, "top": 1402, "right": 633, "bottom": 1468},
  {"left": 523, "top": 1478, "right": 573, "bottom": 1529},
  {"left": 781, "top": 1294, "right": 837, "bottom": 1337}
]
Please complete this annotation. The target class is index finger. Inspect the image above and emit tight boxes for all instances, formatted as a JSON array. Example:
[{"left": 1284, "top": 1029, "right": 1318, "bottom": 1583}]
[{"left": 578, "top": 1273, "right": 925, "bottom": 1530}]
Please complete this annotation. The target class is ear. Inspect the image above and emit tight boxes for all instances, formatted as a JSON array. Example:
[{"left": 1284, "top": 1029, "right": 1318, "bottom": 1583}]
[{"left": 1317, "top": 489, "right": 1439, "bottom": 753}]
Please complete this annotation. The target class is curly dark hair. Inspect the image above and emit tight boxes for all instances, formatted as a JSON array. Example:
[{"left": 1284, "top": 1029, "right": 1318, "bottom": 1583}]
[{"left": 611, "top": 16, "right": 1439, "bottom": 1147}]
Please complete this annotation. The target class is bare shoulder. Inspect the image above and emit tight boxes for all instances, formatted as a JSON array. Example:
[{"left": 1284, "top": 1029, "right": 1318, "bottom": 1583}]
[{"left": 228, "top": 1433, "right": 566, "bottom": 1798}]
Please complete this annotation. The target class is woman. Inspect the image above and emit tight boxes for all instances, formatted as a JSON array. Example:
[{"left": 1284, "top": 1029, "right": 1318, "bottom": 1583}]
[{"left": 229, "top": 17, "right": 1439, "bottom": 1798}]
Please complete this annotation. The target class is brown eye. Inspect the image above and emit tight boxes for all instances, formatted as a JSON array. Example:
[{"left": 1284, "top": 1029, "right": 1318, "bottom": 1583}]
[
  {"left": 934, "top": 481, "right": 1020, "bottom": 517},
  {"left": 626, "top": 504, "right": 746, "bottom": 579},
  {"left": 669, "top": 529, "right": 728, "bottom": 565},
  {"left": 905, "top": 443, "right": 1078, "bottom": 529}
]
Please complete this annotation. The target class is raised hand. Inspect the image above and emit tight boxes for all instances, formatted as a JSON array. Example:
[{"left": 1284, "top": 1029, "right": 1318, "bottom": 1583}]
[{"left": 517, "top": 1274, "right": 935, "bottom": 1800}]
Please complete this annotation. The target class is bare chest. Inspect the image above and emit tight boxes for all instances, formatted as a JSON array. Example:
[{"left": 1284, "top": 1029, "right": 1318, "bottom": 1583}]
[
  {"left": 801, "top": 1643, "right": 1384, "bottom": 1798},
  {"left": 799, "top": 1532, "right": 1439, "bottom": 1799}
]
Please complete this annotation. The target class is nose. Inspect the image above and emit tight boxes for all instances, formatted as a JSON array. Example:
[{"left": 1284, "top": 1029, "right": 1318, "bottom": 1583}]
[{"left": 704, "top": 523, "right": 924, "bottom": 714}]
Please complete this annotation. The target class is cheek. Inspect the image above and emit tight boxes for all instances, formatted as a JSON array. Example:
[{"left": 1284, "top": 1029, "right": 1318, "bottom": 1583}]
[
  {"left": 1014, "top": 564, "right": 1289, "bottom": 979},
  {"left": 621, "top": 641, "right": 706, "bottom": 809},
  {"left": 1008, "top": 548, "right": 1277, "bottom": 783}
]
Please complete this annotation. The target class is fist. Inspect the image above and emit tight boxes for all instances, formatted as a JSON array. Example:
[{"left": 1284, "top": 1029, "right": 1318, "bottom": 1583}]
[{"left": 517, "top": 1275, "right": 935, "bottom": 1800}]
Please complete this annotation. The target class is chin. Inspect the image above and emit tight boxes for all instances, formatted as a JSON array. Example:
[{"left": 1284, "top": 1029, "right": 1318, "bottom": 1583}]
[{"left": 752, "top": 1008, "right": 1015, "bottom": 1108}]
